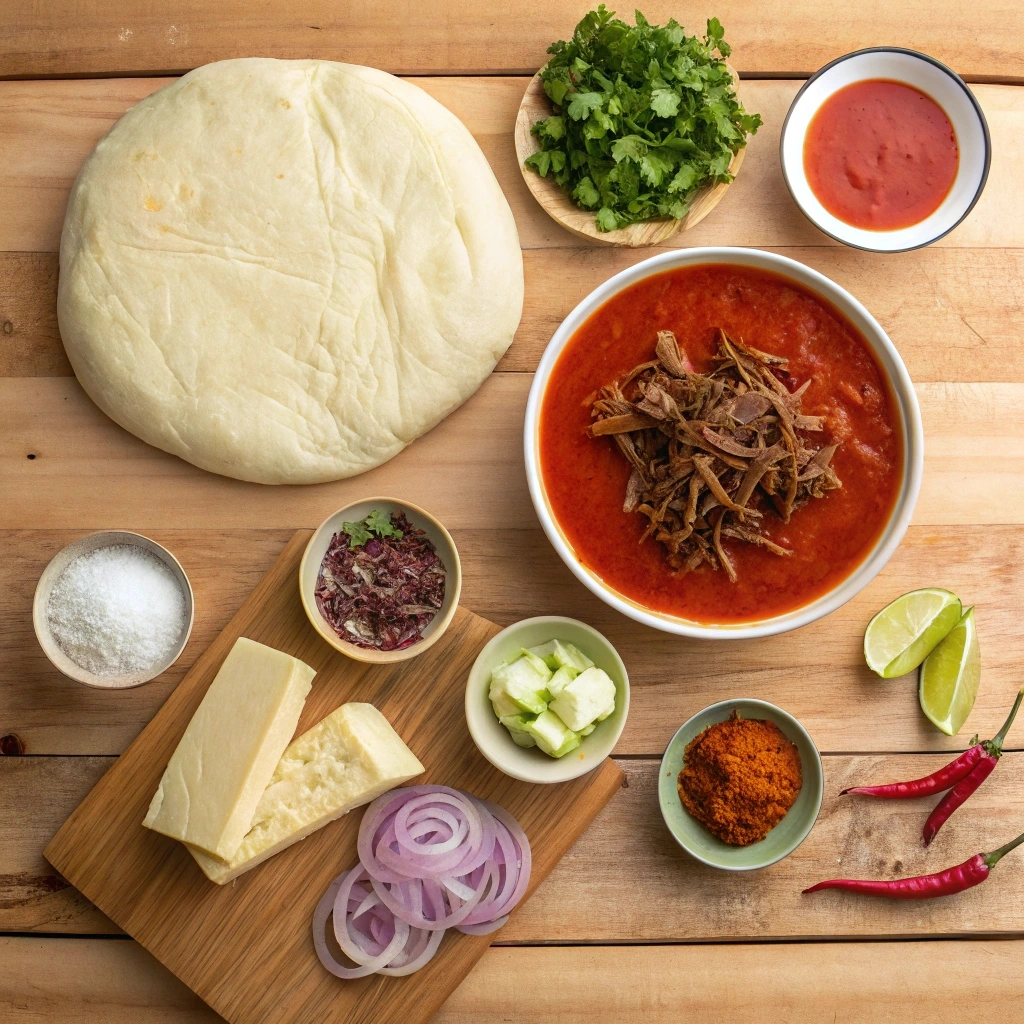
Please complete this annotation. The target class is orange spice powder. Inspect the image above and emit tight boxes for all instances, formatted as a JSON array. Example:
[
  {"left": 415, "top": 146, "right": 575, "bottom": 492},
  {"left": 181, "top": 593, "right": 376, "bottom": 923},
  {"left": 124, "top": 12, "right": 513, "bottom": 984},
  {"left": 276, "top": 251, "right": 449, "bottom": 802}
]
[{"left": 678, "top": 711, "right": 802, "bottom": 846}]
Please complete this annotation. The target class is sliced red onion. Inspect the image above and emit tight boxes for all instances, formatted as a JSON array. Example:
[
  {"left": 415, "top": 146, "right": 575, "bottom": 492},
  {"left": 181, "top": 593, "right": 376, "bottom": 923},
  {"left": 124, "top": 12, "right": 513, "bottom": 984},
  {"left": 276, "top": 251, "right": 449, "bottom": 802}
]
[{"left": 314, "top": 786, "right": 531, "bottom": 979}]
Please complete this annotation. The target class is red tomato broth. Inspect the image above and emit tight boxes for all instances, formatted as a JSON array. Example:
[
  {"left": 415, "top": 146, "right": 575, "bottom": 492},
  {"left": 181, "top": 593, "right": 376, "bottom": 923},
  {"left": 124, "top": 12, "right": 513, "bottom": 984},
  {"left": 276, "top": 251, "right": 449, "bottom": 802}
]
[
  {"left": 538, "top": 264, "right": 904, "bottom": 624},
  {"left": 803, "top": 79, "right": 959, "bottom": 231}
]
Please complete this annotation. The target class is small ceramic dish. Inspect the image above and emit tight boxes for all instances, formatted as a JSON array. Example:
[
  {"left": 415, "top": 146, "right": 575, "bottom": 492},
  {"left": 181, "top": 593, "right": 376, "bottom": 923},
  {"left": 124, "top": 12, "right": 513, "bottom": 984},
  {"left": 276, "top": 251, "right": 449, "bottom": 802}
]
[
  {"left": 33, "top": 530, "right": 194, "bottom": 689},
  {"left": 659, "top": 698, "right": 823, "bottom": 871},
  {"left": 781, "top": 47, "right": 990, "bottom": 252},
  {"left": 465, "top": 616, "right": 629, "bottom": 784},
  {"left": 299, "top": 497, "right": 462, "bottom": 664}
]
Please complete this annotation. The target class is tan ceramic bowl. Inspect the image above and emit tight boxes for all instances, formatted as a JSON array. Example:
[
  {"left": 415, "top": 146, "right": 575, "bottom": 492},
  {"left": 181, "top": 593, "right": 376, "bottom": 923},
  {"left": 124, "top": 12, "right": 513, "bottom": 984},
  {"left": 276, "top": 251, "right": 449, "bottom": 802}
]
[
  {"left": 33, "top": 530, "right": 194, "bottom": 689},
  {"left": 299, "top": 498, "right": 462, "bottom": 664}
]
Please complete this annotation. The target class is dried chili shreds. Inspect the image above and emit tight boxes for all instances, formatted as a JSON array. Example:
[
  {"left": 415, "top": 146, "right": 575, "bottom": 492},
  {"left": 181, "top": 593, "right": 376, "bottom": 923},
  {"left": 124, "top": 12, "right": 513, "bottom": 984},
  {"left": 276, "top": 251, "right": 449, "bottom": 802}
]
[{"left": 314, "top": 511, "right": 446, "bottom": 652}]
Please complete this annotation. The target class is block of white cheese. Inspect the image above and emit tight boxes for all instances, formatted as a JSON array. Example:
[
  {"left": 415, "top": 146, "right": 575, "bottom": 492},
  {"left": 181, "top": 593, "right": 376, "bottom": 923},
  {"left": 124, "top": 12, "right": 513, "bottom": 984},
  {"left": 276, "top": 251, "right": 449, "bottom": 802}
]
[
  {"left": 190, "top": 702, "right": 424, "bottom": 884},
  {"left": 143, "top": 637, "right": 314, "bottom": 860}
]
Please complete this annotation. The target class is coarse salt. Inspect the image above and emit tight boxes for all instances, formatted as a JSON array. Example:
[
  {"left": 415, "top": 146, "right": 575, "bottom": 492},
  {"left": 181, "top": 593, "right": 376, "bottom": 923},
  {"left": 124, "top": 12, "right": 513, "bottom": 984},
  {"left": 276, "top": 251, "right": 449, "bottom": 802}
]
[{"left": 46, "top": 544, "right": 188, "bottom": 677}]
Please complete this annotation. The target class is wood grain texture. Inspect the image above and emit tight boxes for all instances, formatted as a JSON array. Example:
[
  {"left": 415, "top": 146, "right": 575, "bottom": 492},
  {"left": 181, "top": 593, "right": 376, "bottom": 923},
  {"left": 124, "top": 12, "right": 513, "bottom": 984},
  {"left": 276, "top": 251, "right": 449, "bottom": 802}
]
[
  {"left": 14, "top": 756, "right": 1024, "bottom": 940},
  {"left": 8, "top": 244, "right": 1024, "bottom": 385},
  {"left": 1, "top": 0, "right": 1023, "bottom": 81},
  {"left": 5, "top": 526, "right": 1024, "bottom": 759},
  {"left": 3, "top": 375, "right": 1024, "bottom": 532},
  {"left": 8, "top": 245, "right": 1024, "bottom": 382},
  {"left": 43, "top": 531, "right": 623, "bottom": 1024},
  {"left": 3, "top": 936, "right": 1024, "bottom": 1023},
  {"left": 1, "top": 79, "right": 1022, "bottom": 255},
  {"left": 0, "top": 756, "right": 118, "bottom": 934}
]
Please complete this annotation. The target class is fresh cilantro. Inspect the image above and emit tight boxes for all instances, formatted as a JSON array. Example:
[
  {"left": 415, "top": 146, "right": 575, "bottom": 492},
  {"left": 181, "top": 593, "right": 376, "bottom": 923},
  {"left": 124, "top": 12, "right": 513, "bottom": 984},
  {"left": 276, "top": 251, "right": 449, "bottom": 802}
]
[
  {"left": 341, "top": 520, "right": 372, "bottom": 548},
  {"left": 342, "top": 509, "right": 404, "bottom": 549},
  {"left": 526, "top": 6, "right": 761, "bottom": 231}
]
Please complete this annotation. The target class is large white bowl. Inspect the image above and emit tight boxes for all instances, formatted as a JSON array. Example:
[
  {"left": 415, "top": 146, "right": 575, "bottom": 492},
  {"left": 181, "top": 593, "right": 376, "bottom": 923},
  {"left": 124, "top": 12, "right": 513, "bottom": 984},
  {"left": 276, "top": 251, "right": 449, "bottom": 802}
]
[
  {"left": 524, "top": 247, "right": 924, "bottom": 640},
  {"left": 781, "top": 48, "right": 990, "bottom": 252}
]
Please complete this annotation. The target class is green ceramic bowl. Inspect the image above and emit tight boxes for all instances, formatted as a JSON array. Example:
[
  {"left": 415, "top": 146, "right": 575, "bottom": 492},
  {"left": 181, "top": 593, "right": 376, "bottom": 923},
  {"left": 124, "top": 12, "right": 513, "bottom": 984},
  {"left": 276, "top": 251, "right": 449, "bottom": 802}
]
[{"left": 658, "top": 698, "right": 823, "bottom": 871}]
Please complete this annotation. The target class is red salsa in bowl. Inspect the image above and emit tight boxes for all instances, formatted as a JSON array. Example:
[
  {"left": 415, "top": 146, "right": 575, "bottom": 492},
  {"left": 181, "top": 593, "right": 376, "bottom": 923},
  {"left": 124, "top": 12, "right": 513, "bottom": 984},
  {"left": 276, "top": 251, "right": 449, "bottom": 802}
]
[
  {"left": 537, "top": 263, "right": 904, "bottom": 625},
  {"left": 803, "top": 79, "right": 959, "bottom": 230}
]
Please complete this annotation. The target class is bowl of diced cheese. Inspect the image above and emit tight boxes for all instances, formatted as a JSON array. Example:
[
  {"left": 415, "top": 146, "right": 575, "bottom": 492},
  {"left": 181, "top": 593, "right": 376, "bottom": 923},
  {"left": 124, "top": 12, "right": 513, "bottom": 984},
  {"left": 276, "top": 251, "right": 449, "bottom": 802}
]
[{"left": 465, "top": 616, "right": 629, "bottom": 783}]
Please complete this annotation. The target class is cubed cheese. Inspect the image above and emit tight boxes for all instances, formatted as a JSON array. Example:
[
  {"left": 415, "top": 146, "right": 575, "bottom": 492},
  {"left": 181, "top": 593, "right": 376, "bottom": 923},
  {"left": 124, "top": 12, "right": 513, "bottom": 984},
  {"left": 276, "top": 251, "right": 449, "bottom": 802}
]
[
  {"left": 548, "top": 666, "right": 616, "bottom": 732},
  {"left": 189, "top": 702, "right": 423, "bottom": 884},
  {"left": 143, "top": 638, "right": 314, "bottom": 860},
  {"left": 489, "top": 658, "right": 550, "bottom": 716}
]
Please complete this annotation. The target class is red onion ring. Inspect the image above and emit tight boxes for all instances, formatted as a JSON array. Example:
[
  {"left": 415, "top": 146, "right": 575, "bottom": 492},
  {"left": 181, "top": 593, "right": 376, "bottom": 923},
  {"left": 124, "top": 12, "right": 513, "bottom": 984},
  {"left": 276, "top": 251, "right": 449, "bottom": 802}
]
[{"left": 313, "top": 786, "right": 532, "bottom": 979}]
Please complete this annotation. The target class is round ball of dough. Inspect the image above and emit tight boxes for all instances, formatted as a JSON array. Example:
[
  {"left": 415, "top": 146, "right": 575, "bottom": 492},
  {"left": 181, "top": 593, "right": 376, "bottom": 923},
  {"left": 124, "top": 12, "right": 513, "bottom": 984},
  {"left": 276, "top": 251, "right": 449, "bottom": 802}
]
[{"left": 58, "top": 59, "right": 523, "bottom": 484}]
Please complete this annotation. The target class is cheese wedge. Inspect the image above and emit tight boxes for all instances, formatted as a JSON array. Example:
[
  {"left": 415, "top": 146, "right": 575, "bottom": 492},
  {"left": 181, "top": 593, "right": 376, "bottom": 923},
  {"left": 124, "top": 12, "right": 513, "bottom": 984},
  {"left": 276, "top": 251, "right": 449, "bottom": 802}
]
[
  {"left": 189, "top": 702, "right": 423, "bottom": 884},
  {"left": 143, "top": 637, "right": 314, "bottom": 860}
]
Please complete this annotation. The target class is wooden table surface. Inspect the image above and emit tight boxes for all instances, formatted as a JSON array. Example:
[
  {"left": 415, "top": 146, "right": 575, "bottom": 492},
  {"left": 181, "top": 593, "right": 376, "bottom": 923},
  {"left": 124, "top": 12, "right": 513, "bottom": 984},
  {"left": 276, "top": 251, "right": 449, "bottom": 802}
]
[{"left": 3, "top": 3, "right": 1024, "bottom": 1021}]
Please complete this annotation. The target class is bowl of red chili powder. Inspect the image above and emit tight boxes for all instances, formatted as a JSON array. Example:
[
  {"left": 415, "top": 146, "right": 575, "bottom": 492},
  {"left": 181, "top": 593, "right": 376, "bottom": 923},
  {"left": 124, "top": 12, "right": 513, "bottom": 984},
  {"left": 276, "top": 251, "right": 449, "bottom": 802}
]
[
  {"left": 781, "top": 48, "right": 990, "bottom": 252},
  {"left": 659, "top": 698, "right": 823, "bottom": 870}
]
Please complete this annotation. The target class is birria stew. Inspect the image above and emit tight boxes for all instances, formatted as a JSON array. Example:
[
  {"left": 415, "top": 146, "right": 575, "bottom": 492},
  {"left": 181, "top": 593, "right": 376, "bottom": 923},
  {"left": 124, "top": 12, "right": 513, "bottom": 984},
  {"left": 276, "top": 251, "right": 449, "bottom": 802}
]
[{"left": 539, "top": 264, "right": 903, "bottom": 624}]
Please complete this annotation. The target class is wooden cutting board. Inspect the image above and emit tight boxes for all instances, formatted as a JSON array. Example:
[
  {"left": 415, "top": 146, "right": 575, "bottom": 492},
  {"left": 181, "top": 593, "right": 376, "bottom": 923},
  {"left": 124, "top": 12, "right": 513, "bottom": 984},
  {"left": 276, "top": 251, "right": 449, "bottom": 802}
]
[{"left": 45, "top": 530, "right": 624, "bottom": 1024}]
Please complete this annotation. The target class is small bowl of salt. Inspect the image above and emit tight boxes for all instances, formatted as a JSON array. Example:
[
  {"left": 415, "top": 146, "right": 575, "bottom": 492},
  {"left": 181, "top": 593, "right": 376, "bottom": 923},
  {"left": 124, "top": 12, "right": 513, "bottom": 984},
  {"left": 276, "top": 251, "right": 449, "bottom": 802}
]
[{"left": 33, "top": 531, "right": 194, "bottom": 689}]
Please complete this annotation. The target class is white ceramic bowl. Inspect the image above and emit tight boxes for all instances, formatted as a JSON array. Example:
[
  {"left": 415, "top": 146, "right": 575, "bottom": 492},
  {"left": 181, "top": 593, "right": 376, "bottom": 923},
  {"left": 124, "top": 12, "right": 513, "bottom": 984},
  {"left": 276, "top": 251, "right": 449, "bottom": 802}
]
[
  {"left": 465, "top": 616, "right": 629, "bottom": 784},
  {"left": 524, "top": 246, "right": 924, "bottom": 640},
  {"left": 300, "top": 497, "right": 462, "bottom": 664},
  {"left": 781, "top": 48, "right": 990, "bottom": 252},
  {"left": 33, "top": 530, "right": 194, "bottom": 689}
]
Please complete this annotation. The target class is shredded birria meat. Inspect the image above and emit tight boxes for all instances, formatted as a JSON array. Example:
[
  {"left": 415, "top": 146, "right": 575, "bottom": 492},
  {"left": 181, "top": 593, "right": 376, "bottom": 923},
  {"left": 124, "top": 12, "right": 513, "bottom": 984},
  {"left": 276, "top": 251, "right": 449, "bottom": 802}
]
[
  {"left": 590, "top": 329, "right": 841, "bottom": 581},
  {"left": 315, "top": 511, "right": 446, "bottom": 651}
]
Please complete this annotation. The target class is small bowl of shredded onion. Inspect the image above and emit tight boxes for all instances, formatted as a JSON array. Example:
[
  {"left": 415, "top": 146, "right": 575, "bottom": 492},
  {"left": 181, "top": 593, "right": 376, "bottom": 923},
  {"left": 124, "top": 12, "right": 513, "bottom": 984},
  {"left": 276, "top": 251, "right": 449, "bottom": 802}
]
[{"left": 300, "top": 497, "right": 462, "bottom": 664}]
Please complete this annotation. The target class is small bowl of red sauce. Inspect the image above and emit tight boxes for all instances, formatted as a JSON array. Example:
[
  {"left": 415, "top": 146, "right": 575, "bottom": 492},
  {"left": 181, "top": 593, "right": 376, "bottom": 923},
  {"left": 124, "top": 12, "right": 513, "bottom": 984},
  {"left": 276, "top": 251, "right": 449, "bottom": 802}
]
[
  {"left": 781, "top": 47, "right": 990, "bottom": 252},
  {"left": 524, "top": 247, "right": 924, "bottom": 639}
]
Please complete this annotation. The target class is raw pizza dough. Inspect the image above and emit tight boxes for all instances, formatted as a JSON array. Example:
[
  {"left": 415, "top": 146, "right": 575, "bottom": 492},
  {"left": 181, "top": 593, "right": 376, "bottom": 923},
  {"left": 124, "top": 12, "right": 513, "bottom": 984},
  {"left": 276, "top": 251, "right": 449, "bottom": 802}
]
[{"left": 57, "top": 59, "right": 523, "bottom": 484}]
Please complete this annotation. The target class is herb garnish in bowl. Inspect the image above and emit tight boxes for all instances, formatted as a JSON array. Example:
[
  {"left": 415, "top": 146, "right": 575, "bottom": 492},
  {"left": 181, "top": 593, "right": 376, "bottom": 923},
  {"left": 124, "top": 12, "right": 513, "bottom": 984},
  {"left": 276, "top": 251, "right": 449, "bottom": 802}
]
[
  {"left": 525, "top": 6, "right": 761, "bottom": 232},
  {"left": 315, "top": 510, "right": 446, "bottom": 652}
]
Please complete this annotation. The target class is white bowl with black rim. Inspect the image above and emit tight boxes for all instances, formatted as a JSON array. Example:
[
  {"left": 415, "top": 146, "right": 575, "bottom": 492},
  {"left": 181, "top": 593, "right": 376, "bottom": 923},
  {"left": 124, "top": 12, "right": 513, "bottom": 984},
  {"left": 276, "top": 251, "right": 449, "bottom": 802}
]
[
  {"left": 780, "top": 47, "right": 990, "bottom": 252},
  {"left": 523, "top": 246, "right": 925, "bottom": 640}
]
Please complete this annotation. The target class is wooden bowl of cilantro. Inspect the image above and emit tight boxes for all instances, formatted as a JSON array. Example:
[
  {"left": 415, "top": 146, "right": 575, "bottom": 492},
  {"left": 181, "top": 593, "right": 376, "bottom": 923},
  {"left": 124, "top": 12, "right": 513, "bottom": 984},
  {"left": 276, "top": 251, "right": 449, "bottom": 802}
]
[{"left": 515, "top": 6, "right": 761, "bottom": 247}]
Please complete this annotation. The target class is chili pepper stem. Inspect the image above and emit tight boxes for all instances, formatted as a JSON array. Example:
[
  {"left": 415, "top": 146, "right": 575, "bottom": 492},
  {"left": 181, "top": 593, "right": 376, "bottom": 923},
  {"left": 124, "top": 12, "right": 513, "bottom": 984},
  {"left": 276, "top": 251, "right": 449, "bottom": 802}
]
[
  {"left": 989, "top": 688, "right": 1024, "bottom": 754},
  {"left": 985, "top": 828, "right": 1024, "bottom": 869}
]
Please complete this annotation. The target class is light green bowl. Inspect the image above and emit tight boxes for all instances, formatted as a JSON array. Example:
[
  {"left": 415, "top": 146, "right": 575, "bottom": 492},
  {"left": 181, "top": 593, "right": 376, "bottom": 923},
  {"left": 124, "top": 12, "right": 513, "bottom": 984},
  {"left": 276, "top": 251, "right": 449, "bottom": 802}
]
[{"left": 658, "top": 698, "right": 823, "bottom": 871}]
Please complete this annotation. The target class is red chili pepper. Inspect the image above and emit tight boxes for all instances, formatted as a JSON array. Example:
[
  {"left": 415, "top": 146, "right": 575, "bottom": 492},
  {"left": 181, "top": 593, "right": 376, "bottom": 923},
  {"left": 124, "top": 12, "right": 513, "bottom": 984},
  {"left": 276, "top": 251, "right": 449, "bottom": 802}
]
[
  {"left": 922, "top": 688, "right": 1024, "bottom": 846},
  {"left": 803, "top": 827, "right": 1024, "bottom": 900},
  {"left": 841, "top": 689, "right": 1023, "bottom": 807},
  {"left": 841, "top": 743, "right": 984, "bottom": 799}
]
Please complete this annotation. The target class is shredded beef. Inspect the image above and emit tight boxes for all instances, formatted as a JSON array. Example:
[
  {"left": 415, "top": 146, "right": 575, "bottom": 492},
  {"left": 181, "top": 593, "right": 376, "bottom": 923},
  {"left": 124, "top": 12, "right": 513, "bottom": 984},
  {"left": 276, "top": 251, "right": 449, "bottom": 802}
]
[{"left": 590, "top": 329, "right": 841, "bottom": 581}]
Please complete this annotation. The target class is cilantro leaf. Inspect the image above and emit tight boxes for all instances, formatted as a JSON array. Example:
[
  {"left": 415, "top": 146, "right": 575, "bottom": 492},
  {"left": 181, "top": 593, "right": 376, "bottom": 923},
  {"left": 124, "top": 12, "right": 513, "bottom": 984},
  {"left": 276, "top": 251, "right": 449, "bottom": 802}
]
[
  {"left": 343, "top": 509, "right": 403, "bottom": 548},
  {"left": 595, "top": 207, "right": 620, "bottom": 232},
  {"left": 364, "top": 509, "right": 403, "bottom": 540},
  {"left": 650, "top": 88, "right": 681, "bottom": 118},
  {"left": 341, "top": 520, "right": 372, "bottom": 548},
  {"left": 525, "top": 6, "right": 759, "bottom": 232},
  {"left": 566, "top": 91, "right": 604, "bottom": 120}
]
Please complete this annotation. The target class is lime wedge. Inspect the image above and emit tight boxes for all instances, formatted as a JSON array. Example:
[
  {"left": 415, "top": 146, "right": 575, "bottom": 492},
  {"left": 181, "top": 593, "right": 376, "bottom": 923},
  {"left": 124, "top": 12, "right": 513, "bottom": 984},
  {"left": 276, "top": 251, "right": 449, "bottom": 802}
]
[
  {"left": 863, "top": 589, "right": 962, "bottom": 678},
  {"left": 919, "top": 607, "right": 980, "bottom": 736}
]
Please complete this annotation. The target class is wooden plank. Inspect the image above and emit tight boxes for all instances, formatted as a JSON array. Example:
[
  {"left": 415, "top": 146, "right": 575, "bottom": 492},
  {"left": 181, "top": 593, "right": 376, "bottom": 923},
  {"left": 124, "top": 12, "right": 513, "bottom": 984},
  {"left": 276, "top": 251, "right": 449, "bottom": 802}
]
[
  {"left": 1, "top": 79, "right": 1022, "bottom": 255},
  {"left": 0, "top": 755, "right": 118, "bottom": 934},
  {"left": 2, "top": 935, "right": 1023, "bottom": 1023},
  {"left": 9, "top": 246, "right": 1024, "bottom": 384},
  {"left": 4, "top": 523, "right": 1024, "bottom": 759},
  {"left": 2, "top": 0, "right": 1023, "bottom": 81},
  {"left": 43, "top": 532, "right": 623, "bottom": 1024},
  {"left": 12, "top": 756, "right": 1024, "bottom": 940},
  {"left": 2, "top": 375, "right": 1023, "bottom": 532}
]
